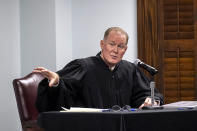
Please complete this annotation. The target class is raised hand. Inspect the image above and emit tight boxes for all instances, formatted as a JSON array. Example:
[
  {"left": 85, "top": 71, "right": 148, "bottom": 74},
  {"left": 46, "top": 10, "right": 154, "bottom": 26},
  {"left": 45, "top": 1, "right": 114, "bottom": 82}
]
[{"left": 33, "top": 67, "right": 59, "bottom": 87}]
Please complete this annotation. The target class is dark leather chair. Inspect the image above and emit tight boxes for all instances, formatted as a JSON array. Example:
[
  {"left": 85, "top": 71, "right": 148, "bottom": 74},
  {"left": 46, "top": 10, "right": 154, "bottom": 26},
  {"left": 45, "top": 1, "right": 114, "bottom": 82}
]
[{"left": 13, "top": 73, "right": 45, "bottom": 131}]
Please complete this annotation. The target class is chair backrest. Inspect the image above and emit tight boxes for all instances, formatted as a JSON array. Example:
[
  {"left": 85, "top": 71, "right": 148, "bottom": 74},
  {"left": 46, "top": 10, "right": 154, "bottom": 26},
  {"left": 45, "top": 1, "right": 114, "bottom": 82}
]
[{"left": 13, "top": 73, "right": 44, "bottom": 125}]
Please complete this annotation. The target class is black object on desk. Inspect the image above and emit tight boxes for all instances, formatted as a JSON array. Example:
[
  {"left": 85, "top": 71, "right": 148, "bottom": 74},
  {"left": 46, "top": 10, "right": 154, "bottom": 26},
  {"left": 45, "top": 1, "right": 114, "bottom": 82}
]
[{"left": 38, "top": 108, "right": 197, "bottom": 131}]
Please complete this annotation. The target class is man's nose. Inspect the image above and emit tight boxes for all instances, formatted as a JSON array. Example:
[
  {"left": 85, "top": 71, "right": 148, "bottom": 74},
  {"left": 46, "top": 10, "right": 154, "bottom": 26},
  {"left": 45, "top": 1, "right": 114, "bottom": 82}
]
[{"left": 113, "top": 45, "right": 118, "bottom": 53}]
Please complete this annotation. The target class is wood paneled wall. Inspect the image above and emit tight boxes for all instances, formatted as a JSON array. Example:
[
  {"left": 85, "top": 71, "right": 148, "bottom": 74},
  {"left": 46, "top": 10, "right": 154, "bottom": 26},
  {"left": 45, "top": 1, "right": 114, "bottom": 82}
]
[{"left": 138, "top": 0, "right": 197, "bottom": 103}]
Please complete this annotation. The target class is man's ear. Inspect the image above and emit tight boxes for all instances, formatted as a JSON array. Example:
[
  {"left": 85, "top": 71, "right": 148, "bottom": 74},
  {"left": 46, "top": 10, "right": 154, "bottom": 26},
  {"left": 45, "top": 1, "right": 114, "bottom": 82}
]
[
  {"left": 122, "top": 45, "right": 128, "bottom": 55},
  {"left": 100, "top": 40, "right": 104, "bottom": 49}
]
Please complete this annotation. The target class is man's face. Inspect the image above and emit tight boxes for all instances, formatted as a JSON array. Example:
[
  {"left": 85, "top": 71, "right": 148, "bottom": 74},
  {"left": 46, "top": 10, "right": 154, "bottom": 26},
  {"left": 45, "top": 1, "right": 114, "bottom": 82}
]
[{"left": 100, "top": 30, "right": 127, "bottom": 67}]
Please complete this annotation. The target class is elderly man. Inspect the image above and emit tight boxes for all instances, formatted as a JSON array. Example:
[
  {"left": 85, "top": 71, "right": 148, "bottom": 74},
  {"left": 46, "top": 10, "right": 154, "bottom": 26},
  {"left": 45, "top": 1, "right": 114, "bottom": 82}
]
[{"left": 34, "top": 27, "right": 163, "bottom": 112}]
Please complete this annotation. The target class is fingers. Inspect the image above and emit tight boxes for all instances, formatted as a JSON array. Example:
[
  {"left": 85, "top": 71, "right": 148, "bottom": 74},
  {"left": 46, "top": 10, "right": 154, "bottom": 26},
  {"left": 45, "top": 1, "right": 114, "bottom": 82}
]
[
  {"left": 139, "top": 103, "right": 144, "bottom": 109},
  {"left": 49, "top": 78, "right": 56, "bottom": 87},
  {"left": 33, "top": 67, "right": 59, "bottom": 87},
  {"left": 139, "top": 97, "right": 153, "bottom": 109},
  {"left": 144, "top": 97, "right": 152, "bottom": 106},
  {"left": 139, "top": 98, "right": 150, "bottom": 109},
  {"left": 33, "top": 67, "right": 51, "bottom": 79},
  {"left": 143, "top": 98, "right": 158, "bottom": 106},
  {"left": 33, "top": 67, "right": 48, "bottom": 73},
  {"left": 49, "top": 79, "right": 54, "bottom": 87}
]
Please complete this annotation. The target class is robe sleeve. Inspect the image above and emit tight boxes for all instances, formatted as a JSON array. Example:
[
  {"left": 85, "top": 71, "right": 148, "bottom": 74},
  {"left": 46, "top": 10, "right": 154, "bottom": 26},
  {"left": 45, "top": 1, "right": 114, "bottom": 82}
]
[
  {"left": 35, "top": 59, "right": 86, "bottom": 113},
  {"left": 131, "top": 66, "right": 164, "bottom": 107}
]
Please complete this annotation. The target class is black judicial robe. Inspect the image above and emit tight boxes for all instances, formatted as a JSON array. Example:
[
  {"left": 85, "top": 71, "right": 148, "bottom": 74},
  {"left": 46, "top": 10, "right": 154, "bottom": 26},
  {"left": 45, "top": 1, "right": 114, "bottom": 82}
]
[{"left": 36, "top": 54, "right": 163, "bottom": 112}]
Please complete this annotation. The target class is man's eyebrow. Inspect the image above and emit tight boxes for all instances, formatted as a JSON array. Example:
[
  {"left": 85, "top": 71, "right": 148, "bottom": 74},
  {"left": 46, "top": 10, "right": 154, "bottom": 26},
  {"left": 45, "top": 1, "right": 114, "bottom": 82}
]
[{"left": 109, "top": 41, "right": 126, "bottom": 45}]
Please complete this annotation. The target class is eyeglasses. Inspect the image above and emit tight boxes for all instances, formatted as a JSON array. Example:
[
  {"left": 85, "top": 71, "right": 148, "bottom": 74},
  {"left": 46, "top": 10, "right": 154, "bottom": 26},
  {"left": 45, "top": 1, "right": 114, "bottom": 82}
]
[{"left": 111, "top": 105, "right": 137, "bottom": 112}]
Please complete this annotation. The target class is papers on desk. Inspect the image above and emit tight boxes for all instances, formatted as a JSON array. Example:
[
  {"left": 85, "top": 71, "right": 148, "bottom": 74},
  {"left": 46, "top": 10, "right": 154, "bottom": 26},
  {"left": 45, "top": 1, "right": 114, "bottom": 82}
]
[
  {"left": 162, "top": 101, "right": 197, "bottom": 109},
  {"left": 60, "top": 107, "right": 109, "bottom": 112}
]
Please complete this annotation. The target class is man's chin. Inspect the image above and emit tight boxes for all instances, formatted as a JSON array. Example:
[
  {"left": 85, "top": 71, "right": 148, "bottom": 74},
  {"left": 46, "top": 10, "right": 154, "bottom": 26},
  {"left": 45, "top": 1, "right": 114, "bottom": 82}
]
[{"left": 109, "top": 60, "right": 120, "bottom": 65}]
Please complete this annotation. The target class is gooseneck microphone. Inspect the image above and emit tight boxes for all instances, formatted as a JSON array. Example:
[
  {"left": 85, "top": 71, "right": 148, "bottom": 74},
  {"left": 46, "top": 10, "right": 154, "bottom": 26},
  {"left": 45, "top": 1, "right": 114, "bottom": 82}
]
[{"left": 134, "top": 59, "right": 158, "bottom": 76}]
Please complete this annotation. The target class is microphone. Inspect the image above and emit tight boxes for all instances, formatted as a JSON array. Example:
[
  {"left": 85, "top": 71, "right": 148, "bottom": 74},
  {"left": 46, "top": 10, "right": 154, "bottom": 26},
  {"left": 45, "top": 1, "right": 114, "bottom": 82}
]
[{"left": 134, "top": 59, "right": 158, "bottom": 76}]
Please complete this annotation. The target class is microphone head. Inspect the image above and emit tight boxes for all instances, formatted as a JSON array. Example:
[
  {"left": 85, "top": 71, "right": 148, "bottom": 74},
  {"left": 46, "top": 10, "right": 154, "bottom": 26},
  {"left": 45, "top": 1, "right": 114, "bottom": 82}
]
[
  {"left": 134, "top": 59, "right": 141, "bottom": 66},
  {"left": 134, "top": 59, "right": 158, "bottom": 76}
]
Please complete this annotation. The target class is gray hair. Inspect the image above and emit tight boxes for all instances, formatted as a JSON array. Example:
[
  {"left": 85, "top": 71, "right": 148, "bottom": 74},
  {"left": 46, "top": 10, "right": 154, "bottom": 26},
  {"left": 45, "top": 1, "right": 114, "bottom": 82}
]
[{"left": 103, "top": 27, "right": 129, "bottom": 45}]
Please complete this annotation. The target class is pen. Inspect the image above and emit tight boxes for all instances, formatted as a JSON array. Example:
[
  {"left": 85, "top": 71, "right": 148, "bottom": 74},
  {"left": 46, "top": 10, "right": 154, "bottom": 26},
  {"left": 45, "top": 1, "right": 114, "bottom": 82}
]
[
  {"left": 177, "top": 107, "right": 194, "bottom": 110},
  {"left": 61, "top": 106, "right": 69, "bottom": 111},
  {"left": 177, "top": 108, "right": 184, "bottom": 110},
  {"left": 130, "top": 108, "right": 137, "bottom": 111},
  {"left": 102, "top": 109, "right": 111, "bottom": 112}
]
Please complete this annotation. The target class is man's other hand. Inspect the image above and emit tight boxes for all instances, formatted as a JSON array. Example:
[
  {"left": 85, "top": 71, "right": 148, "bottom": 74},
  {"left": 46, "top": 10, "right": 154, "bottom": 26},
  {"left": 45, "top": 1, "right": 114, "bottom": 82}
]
[{"left": 139, "top": 97, "right": 159, "bottom": 109}]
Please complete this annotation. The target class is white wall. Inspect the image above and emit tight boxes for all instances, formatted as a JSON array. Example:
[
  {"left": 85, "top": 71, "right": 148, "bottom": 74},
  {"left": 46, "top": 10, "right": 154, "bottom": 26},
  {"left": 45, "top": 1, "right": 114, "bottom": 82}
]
[
  {"left": 71, "top": 0, "right": 137, "bottom": 62},
  {"left": 55, "top": 0, "right": 72, "bottom": 70},
  {"left": 0, "top": 0, "right": 137, "bottom": 130},
  {"left": 0, "top": 0, "right": 22, "bottom": 130},
  {"left": 20, "top": 0, "right": 56, "bottom": 75},
  {"left": 20, "top": 0, "right": 137, "bottom": 73},
  {"left": 20, "top": 0, "right": 73, "bottom": 72}
]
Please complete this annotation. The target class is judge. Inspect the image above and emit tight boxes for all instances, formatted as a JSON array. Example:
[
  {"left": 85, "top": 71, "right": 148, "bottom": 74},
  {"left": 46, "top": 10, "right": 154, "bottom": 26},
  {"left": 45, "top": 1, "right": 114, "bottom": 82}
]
[{"left": 34, "top": 27, "right": 163, "bottom": 112}]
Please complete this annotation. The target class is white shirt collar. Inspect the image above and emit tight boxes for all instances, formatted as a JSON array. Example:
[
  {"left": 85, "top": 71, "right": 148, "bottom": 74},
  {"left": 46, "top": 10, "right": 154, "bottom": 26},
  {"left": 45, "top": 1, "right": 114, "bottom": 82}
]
[{"left": 110, "top": 66, "right": 115, "bottom": 71}]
